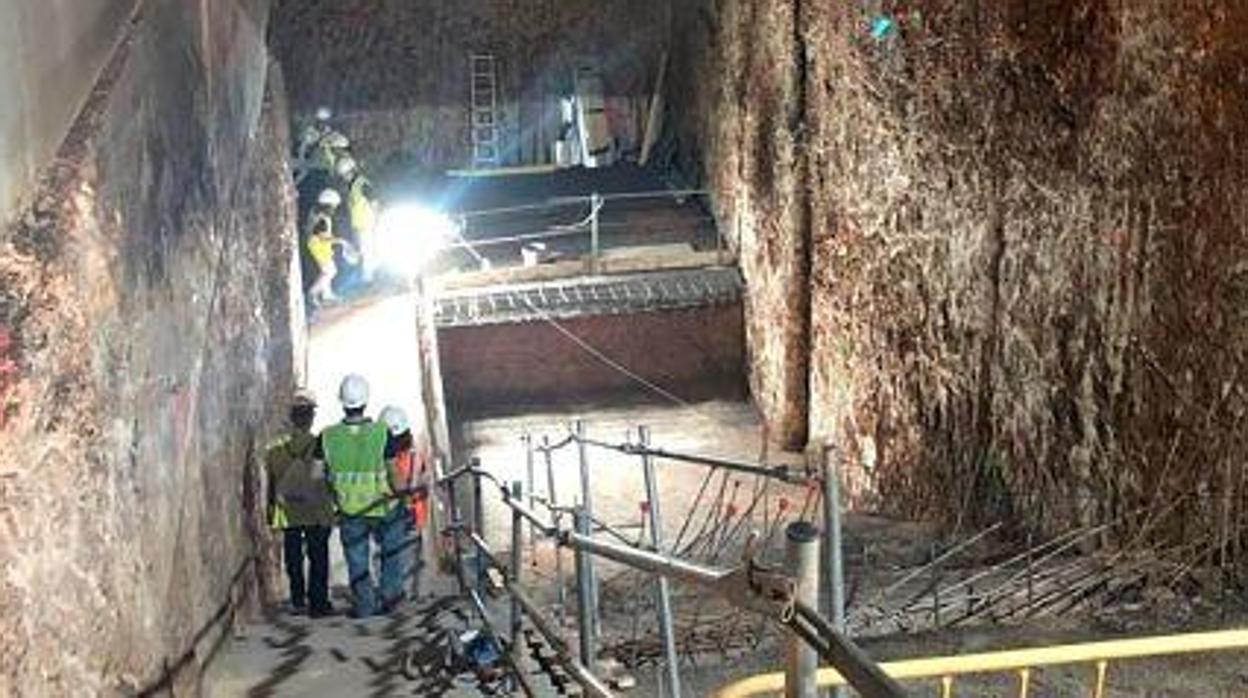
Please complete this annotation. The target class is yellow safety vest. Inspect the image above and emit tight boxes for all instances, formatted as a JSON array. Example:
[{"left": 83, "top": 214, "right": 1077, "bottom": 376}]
[
  {"left": 307, "top": 234, "right": 336, "bottom": 268},
  {"left": 348, "top": 177, "right": 377, "bottom": 237}
]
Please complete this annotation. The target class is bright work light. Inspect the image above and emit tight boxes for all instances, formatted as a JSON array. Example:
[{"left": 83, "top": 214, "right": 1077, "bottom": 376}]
[{"left": 374, "top": 203, "right": 457, "bottom": 279}]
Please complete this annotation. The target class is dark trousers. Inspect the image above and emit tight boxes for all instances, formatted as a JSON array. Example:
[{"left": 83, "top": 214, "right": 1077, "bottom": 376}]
[{"left": 283, "top": 525, "right": 331, "bottom": 610}]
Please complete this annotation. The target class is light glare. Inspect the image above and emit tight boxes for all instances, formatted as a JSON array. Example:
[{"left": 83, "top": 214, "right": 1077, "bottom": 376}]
[{"left": 375, "top": 203, "right": 456, "bottom": 279}]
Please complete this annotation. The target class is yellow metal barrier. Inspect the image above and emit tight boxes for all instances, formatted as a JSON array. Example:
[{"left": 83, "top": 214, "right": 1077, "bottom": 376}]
[{"left": 716, "top": 628, "right": 1248, "bottom": 697}]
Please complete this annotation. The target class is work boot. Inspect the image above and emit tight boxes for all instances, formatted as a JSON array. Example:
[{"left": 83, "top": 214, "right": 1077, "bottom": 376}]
[{"left": 309, "top": 602, "right": 335, "bottom": 619}]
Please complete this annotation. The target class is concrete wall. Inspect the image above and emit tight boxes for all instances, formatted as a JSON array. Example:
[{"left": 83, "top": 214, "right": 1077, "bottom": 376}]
[
  {"left": 439, "top": 305, "right": 746, "bottom": 414},
  {"left": 672, "top": 1, "right": 1248, "bottom": 539},
  {"left": 269, "top": 0, "right": 669, "bottom": 172},
  {"left": 0, "top": 0, "right": 139, "bottom": 223},
  {"left": 0, "top": 0, "right": 302, "bottom": 693}
]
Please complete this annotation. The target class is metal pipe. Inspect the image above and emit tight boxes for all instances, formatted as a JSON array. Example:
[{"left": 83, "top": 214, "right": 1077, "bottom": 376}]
[
  {"left": 717, "top": 629, "right": 1248, "bottom": 697},
  {"left": 574, "top": 508, "right": 597, "bottom": 671},
  {"left": 563, "top": 531, "right": 731, "bottom": 586},
  {"left": 447, "top": 477, "right": 466, "bottom": 594},
  {"left": 575, "top": 421, "right": 600, "bottom": 640},
  {"left": 510, "top": 481, "right": 524, "bottom": 651},
  {"left": 589, "top": 192, "right": 602, "bottom": 275},
  {"left": 524, "top": 433, "right": 536, "bottom": 555},
  {"left": 499, "top": 490, "right": 558, "bottom": 537},
  {"left": 640, "top": 426, "right": 682, "bottom": 698},
  {"left": 506, "top": 574, "right": 618, "bottom": 698},
  {"left": 464, "top": 530, "right": 605, "bottom": 696},
  {"left": 465, "top": 586, "right": 536, "bottom": 697},
  {"left": 544, "top": 435, "right": 567, "bottom": 620},
  {"left": 473, "top": 459, "right": 486, "bottom": 590},
  {"left": 786, "top": 522, "right": 820, "bottom": 698},
  {"left": 821, "top": 446, "right": 847, "bottom": 698},
  {"left": 455, "top": 188, "right": 707, "bottom": 220},
  {"left": 579, "top": 438, "right": 811, "bottom": 484}
]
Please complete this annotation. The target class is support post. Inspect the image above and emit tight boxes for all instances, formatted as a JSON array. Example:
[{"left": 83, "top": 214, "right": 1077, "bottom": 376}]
[
  {"left": 544, "top": 436, "right": 567, "bottom": 622},
  {"left": 447, "top": 476, "right": 466, "bottom": 594},
  {"left": 640, "top": 426, "right": 682, "bottom": 698},
  {"left": 786, "top": 522, "right": 820, "bottom": 698},
  {"left": 821, "top": 445, "right": 847, "bottom": 698},
  {"left": 524, "top": 433, "right": 536, "bottom": 555},
  {"left": 575, "top": 420, "right": 599, "bottom": 639},
  {"left": 574, "top": 507, "right": 597, "bottom": 672},
  {"left": 511, "top": 480, "right": 524, "bottom": 650},
  {"left": 472, "top": 458, "right": 485, "bottom": 590},
  {"left": 589, "top": 193, "right": 602, "bottom": 274}
]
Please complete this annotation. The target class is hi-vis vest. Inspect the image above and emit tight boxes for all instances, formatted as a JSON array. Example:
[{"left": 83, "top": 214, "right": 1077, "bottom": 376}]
[
  {"left": 348, "top": 177, "right": 377, "bottom": 237},
  {"left": 322, "top": 420, "right": 393, "bottom": 517},
  {"left": 307, "top": 233, "right": 336, "bottom": 269}
]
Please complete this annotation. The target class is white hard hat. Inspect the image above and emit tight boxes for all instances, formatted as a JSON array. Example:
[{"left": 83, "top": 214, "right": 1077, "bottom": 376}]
[
  {"left": 315, "top": 107, "right": 333, "bottom": 122},
  {"left": 324, "top": 132, "right": 350, "bottom": 149},
  {"left": 379, "top": 406, "right": 410, "bottom": 436},
  {"left": 338, "top": 374, "right": 369, "bottom": 409},
  {"left": 335, "top": 157, "right": 358, "bottom": 178},
  {"left": 317, "top": 189, "right": 342, "bottom": 208}
]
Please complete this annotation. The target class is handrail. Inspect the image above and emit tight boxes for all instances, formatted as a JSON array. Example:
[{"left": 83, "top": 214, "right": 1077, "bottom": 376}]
[
  {"left": 575, "top": 435, "right": 814, "bottom": 484},
  {"left": 464, "top": 532, "right": 616, "bottom": 698},
  {"left": 715, "top": 628, "right": 1248, "bottom": 698},
  {"left": 455, "top": 189, "right": 709, "bottom": 219}
]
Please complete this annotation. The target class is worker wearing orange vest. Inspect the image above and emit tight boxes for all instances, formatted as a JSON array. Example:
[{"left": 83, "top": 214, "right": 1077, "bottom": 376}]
[{"left": 379, "top": 405, "right": 430, "bottom": 599}]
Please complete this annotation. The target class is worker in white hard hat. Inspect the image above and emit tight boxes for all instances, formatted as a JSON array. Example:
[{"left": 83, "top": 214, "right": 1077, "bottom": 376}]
[
  {"left": 306, "top": 218, "right": 347, "bottom": 309},
  {"left": 293, "top": 108, "right": 335, "bottom": 185},
  {"left": 379, "top": 405, "right": 430, "bottom": 599},
  {"left": 337, "top": 157, "right": 380, "bottom": 283},
  {"left": 315, "top": 375, "right": 407, "bottom": 617},
  {"left": 265, "top": 389, "right": 335, "bottom": 617},
  {"left": 312, "top": 131, "right": 351, "bottom": 175},
  {"left": 305, "top": 188, "right": 341, "bottom": 246}
]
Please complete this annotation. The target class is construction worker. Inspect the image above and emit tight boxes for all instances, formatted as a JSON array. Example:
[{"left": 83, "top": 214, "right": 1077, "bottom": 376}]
[
  {"left": 306, "top": 218, "right": 347, "bottom": 309},
  {"left": 293, "top": 107, "right": 337, "bottom": 186},
  {"left": 313, "top": 131, "right": 351, "bottom": 176},
  {"left": 379, "top": 406, "right": 430, "bottom": 600},
  {"left": 306, "top": 188, "right": 342, "bottom": 238},
  {"left": 265, "top": 390, "right": 335, "bottom": 617},
  {"left": 338, "top": 158, "right": 380, "bottom": 282},
  {"left": 318, "top": 375, "right": 407, "bottom": 617}
]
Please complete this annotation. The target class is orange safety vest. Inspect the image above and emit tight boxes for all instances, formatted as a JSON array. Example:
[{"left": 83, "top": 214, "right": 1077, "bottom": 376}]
[{"left": 395, "top": 449, "right": 429, "bottom": 530}]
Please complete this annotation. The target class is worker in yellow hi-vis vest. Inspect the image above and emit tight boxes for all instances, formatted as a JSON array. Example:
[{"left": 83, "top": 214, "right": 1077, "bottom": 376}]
[
  {"left": 316, "top": 374, "right": 407, "bottom": 617},
  {"left": 265, "top": 389, "right": 335, "bottom": 617},
  {"left": 337, "top": 157, "right": 380, "bottom": 283},
  {"left": 305, "top": 216, "right": 356, "bottom": 311}
]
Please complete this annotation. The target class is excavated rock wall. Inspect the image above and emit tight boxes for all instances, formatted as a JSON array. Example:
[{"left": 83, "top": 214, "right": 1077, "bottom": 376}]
[
  {"left": 0, "top": 1, "right": 301, "bottom": 694},
  {"left": 673, "top": 2, "right": 1248, "bottom": 538},
  {"left": 270, "top": 0, "right": 669, "bottom": 171}
]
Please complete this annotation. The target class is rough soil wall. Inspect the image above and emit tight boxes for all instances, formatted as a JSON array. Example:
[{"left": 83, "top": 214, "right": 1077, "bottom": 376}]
[
  {"left": 674, "top": 2, "right": 1248, "bottom": 540},
  {"left": 669, "top": 0, "right": 812, "bottom": 450},
  {"left": 439, "top": 305, "right": 746, "bottom": 414},
  {"left": 269, "top": 0, "right": 669, "bottom": 171},
  {"left": 0, "top": 0, "right": 302, "bottom": 694}
]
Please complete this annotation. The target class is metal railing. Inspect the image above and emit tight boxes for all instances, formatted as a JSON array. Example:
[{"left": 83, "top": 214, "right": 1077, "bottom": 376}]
[
  {"left": 436, "top": 422, "right": 906, "bottom": 698},
  {"left": 448, "top": 189, "right": 732, "bottom": 273},
  {"left": 715, "top": 628, "right": 1248, "bottom": 697}
]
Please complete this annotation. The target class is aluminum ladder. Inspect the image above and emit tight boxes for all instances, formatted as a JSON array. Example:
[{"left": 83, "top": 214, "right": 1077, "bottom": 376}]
[{"left": 470, "top": 53, "right": 501, "bottom": 168}]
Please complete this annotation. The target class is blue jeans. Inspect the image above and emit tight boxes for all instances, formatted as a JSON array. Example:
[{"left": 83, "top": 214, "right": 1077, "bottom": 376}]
[{"left": 339, "top": 507, "right": 407, "bottom": 616}]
